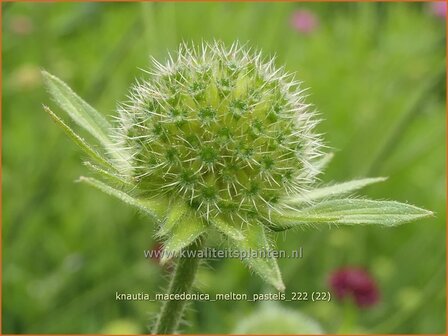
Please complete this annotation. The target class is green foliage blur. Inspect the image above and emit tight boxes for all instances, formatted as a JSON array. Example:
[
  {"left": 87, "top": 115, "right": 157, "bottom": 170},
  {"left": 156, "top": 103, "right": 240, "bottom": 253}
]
[{"left": 2, "top": 2, "right": 446, "bottom": 334}]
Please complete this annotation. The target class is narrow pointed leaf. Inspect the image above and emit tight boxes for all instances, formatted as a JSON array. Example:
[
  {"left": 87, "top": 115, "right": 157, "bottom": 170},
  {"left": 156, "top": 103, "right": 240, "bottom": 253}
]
[
  {"left": 285, "top": 177, "right": 387, "bottom": 205},
  {"left": 161, "top": 213, "right": 206, "bottom": 264},
  {"left": 78, "top": 176, "right": 166, "bottom": 221},
  {"left": 83, "top": 161, "right": 131, "bottom": 186},
  {"left": 210, "top": 217, "right": 245, "bottom": 241},
  {"left": 272, "top": 199, "right": 433, "bottom": 230},
  {"left": 44, "top": 106, "right": 117, "bottom": 171},
  {"left": 157, "top": 201, "right": 189, "bottom": 237},
  {"left": 42, "top": 71, "right": 111, "bottom": 147},
  {"left": 314, "top": 152, "right": 334, "bottom": 172},
  {"left": 231, "top": 225, "right": 285, "bottom": 291}
]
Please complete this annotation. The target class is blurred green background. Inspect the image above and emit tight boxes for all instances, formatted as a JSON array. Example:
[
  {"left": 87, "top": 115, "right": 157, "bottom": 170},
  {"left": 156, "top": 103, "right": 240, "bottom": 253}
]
[{"left": 2, "top": 2, "right": 446, "bottom": 334}]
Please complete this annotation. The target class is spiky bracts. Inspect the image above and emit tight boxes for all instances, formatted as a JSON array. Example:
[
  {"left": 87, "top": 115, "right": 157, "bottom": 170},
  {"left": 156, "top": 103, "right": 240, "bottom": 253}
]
[{"left": 114, "top": 42, "right": 323, "bottom": 226}]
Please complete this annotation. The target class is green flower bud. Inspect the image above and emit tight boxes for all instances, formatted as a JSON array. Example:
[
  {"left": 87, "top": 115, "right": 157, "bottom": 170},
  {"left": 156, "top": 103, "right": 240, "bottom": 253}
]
[{"left": 113, "top": 41, "right": 323, "bottom": 223}]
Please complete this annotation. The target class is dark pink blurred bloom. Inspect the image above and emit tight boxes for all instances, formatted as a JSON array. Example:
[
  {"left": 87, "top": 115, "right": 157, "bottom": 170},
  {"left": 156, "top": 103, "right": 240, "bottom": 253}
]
[
  {"left": 290, "top": 10, "right": 318, "bottom": 34},
  {"left": 149, "top": 242, "right": 163, "bottom": 264},
  {"left": 10, "top": 15, "right": 34, "bottom": 35},
  {"left": 149, "top": 242, "right": 174, "bottom": 270},
  {"left": 329, "top": 267, "right": 379, "bottom": 308},
  {"left": 430, "top": 2, "right": 447, "bottom": 19}
]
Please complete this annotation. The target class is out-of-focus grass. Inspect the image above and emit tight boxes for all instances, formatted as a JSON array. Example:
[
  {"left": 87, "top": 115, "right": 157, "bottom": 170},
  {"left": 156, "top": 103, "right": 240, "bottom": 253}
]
[{"left": 2, "top": 2, "right": 445, "bottom": 334}]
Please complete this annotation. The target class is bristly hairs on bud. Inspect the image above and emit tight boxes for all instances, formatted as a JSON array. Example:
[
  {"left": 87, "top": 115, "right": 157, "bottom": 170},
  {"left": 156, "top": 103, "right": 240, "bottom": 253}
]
[{"left": 111, "top": 40, "right": 324, "bottom": 227}]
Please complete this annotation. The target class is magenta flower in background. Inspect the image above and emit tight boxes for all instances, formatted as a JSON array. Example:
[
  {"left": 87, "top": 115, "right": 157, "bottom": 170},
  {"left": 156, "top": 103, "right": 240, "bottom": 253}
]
[
  {"left": 290, "top": 10, "right": 318, "bottom": 35},
  {"left": 430, "top": 2, "right": 447, "bottom": 19},
  {"left": 149, "top": 242, "right": 175, "bottom": 270},
  {"left": 149, "top": 242, "right": 164, "bottom": 264},
  {"left": 329, "top": 267, "right": 379, "bottom": 308},
  {"left": 10, "top": 15, "right": 34, "bottom": 36}
]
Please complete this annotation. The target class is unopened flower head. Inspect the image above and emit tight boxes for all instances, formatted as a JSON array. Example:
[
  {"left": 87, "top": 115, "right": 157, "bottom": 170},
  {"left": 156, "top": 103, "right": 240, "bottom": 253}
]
[{"left": 113, "top": 42, "right": 323, "bottom": 223}]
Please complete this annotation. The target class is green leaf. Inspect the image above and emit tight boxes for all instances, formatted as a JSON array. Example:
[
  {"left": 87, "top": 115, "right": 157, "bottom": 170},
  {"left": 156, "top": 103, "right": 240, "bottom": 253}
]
[
  {"left": 83, "top": 161, "right": 131, "bottom": 186},
  {"left": 161, "top": 213, "right": 207, "bottom": 264},
  {"left": 78, "top": 176, "right": 167, "bottom": 221},
  {"left": 210, "top": 217, "right": 245, "bottom": 241},
  {"left": 44, "top": 106, "right": 117, "bottom": 171},
  {"left": 157, "top": 201, "right": 189, "bottom": 237},
  {"left": 272, "top": 199, "right": 433, "bottom": 230},
  {"left": 285, "top": 177, "right": 387, "bottom": 205},
  {"left": 42, "top": 71, "right": 111, "bottom": 147},
  {"left": 231, "top": 225, "right": 285, "bottom": 291}
]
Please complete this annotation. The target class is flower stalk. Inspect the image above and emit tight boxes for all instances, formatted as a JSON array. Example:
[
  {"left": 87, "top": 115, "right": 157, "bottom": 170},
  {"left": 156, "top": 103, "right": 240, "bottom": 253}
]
[{"left": 153, "top": 237, "right": 204, "bottom": 334}]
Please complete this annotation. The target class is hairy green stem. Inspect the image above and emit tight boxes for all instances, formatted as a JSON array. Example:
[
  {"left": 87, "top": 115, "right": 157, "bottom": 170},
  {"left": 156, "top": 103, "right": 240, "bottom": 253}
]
[{"left": 152, "top": 237, "right": 204, "bottom": 334}]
